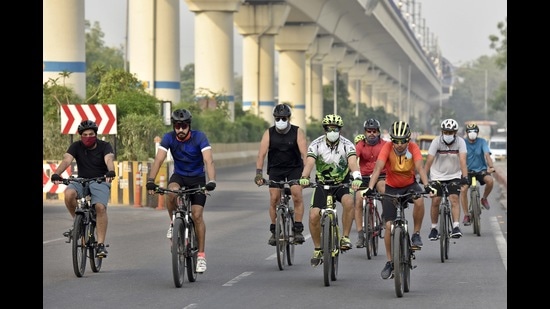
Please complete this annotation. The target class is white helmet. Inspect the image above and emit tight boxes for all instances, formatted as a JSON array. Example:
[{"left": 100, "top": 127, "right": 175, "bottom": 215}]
[{"left": 440, "top": 119, "right": 458, "bottom": 132}]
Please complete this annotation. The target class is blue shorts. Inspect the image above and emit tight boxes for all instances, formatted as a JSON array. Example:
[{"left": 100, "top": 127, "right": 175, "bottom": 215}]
[{"left": 68, "top": 180, "right": 111, "bottom": 207}]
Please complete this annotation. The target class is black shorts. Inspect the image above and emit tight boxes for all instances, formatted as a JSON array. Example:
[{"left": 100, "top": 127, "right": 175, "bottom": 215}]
[
  {"left": 381, "top": 183, "right": 423, "bottom": 222},
  {"left": 168, "top": 174, "right": 207, "bottom": 206}
]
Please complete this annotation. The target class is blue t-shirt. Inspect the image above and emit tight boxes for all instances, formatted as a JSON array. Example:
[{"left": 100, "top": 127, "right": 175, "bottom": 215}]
[
  {"left": 465, "top": 138, "right": 490, "bottom": 172},
  {"left": 159, "top": 130, "right": 211, "bottom": 177}
]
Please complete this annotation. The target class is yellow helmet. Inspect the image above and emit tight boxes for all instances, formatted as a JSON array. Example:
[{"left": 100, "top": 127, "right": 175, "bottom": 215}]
[
  {"left": 322, "top": 114, "right": 344, "bottom": 127},
  {"left": 354, "top": 134, "right": 365, "bottom": 145}
]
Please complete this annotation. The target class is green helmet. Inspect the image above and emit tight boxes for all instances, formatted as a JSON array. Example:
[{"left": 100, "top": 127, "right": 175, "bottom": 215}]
[
  {"left": 322, "top": 114, "right": 344, "bottom": 127},
  {"left": 354, "top": 134, "right": 365, "bottom": 145}
]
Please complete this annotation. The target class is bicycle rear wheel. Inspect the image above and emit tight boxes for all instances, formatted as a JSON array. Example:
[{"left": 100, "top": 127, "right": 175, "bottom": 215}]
[
  {"left": 286, "top": 211, "right": 295, "bottom": 266},
  {"left": 186, "top": 220, "right": 198, "bottom": 282},
  {"left": 322, "top": 215, "right": 332, "bottom": 286},
  {"left": 72, "top": 214, "right": 87, "bottom": 277},
  {"left": 363, "top": 199, "right": 372, "bottom": 259},
  {"left": 439, "top": 205, "right": 448, "bottom": 263},
  {"left": 470, "top": 188, "right": 481, "bottom": 236},
  {"left": 275, "top": 209, "right": 287, "bottom": 270},
  {"left": 171, "top": 218, "right": 185, "bottom": 288},
  {"left": 88, "top": 222, "right": 102, "bottom": 273},
  {"left": 392, "top": 226, "right": 404, "bottom": 297}
]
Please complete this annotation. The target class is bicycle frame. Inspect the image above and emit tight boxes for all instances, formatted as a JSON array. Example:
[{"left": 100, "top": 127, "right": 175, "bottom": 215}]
[
  {"left": 468, "top": 175, "right": 482, "bottom": 236},
  {"left": 438, "top": 182, "right": 455, "bottom": 263}
]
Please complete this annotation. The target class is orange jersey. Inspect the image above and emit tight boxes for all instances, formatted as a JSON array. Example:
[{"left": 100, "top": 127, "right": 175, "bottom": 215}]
[{"left": 377, "top": 141, "right": 423, "bottom": 188}]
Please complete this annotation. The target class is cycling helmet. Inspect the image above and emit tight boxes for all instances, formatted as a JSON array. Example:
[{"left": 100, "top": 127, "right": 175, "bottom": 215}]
[
  {"left": 77, "top": 120, "right": 98, "bottom": 135},
  {"left": 389, "top": 121, "right": 411, "bottom": 139},
  {"left": 363, "top": 118, "right": 381, "bottom": 131},
  {"left": 171, "top": 109, "right": 192, "bottom": 124},
  {"left": 465, "top": 123, "right": 479, "bottom": 133},
  {"left": 354, "top": 134, "right": 365, "bottom": 145},
  {"left": 322, "top": 114, "right": 344, "bottom": 127},
  {"left": 272, "top": 104, "right": 292, "bottom": 117},
  {"left": 440, "top": 118, "right": 458, "bottom": 132}
]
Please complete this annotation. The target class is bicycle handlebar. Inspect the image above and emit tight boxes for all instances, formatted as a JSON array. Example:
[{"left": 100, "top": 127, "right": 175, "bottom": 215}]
[
  {"left": 61, "top": 176, "right": 107, "bottom": 185},
  {"left": 259, "top": 179, "right": 300, "bottom": 187},
  {"left": 374, "top": 190, "right": 426, "bottom": 203},
  {"left": 307, "top": 182, "right": 351, "bottom": 189},
  {"left": 154, "top": 186, "right": 206, "bottom": 196}
]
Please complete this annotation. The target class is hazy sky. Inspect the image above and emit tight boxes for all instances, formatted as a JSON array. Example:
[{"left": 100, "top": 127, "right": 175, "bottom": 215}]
[{"left": 84, "top": 0, "right": 507, "bottom": 71}]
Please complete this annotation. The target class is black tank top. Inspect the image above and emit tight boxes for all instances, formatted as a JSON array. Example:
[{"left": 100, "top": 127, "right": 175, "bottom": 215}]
[{"left": 267, "top": 125, "right": 303, "bottom": 173}]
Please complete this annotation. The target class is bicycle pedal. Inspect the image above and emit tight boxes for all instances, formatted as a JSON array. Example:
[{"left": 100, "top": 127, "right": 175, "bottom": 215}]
[{"left": 411, "top": 245, "right": 421, "bottom": 251}]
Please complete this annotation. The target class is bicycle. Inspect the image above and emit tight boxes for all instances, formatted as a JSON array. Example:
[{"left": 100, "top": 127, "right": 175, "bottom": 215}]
[
  {"left": 309, "top": 180, "right": 350, "bottom": 286},
  {"left": 467, "top": 173, "right": 482, "bottom": 237},
  {"left": 61, "top": 176, "right": 107, "bottom": 278},
  {"left": 373, "top": 190, "right": 423, "bottom": 298},
  {"left": 261, "top": 179, "right": 299, "bottom": 270},
  {"left": 432, "top": 181, "right": 458, "bottom": 263},
  {"left": 358, "top": 188, "right": 384, "bottom": 259},
  {"left": 154, "top": 185, "right": 206, "bottom": 288}
]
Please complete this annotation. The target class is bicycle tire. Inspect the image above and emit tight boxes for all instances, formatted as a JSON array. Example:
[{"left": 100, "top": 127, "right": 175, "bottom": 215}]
[
  {"left": 171, "top": 218, "right": 185, "bottom": 288},
  {"left": 331, "top": 220, "right": 339, "bottom": 282},
  {"left": 72, "top": 214, "right": 87, "bottom": 277},
  {"left": 275, "top": 209, "right": 287, "bottom": 271},
  {"left": 445, "top": 207, "right": 452, "bottom": 259},
  {"left": 471, "top": 188, "right": 481, "bottom": 236},
  {"left": 439, "top": 203, "right": 448, "bottom": 263},
  {"left": 392, "top": 226, "right": 404, "bottom": 297},
  {"left": 403, "top": 232, "right": 411, "bottom": 293},
  {"left": 372, "top": 204, "right": 382, "bottom": 256},
  {"left": 286, "top": 211, "right": 295, "bottom": 266},
  {"left": 88, "top": 221, "right": 102, "bottom": 273},
  {"left": 186, "top": 220, "right": 198, "bottom": 282},
  {"left": 363, "top": 199, "right": 372, "bottom": 259},
  {"left": 322, "top": 215, "right": 332, "bottom": 286}
]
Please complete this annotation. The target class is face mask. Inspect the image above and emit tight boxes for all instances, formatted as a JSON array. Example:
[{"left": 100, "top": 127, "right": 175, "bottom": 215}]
[
  {"left": 443, "top": 135, "right": 455, "bottom": 144},
  {"left": 275, "top": 119, "right": 289, "bottom": 130},
  {"left": 81, "top": 136, "right": 97, "bottom": 148},
  {"left": 366, "top": 135, "right": 380, "bottom": 145},
  {"left": 468, "top": 132, "right": 478, "bottom": 140},
  {"left": 326, "top": 131, "right": 340, "bottom": 142}
]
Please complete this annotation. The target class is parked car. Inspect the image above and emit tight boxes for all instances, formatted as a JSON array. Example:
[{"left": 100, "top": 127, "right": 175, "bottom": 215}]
[
  {"left": 489, "top": 136, "right": 507, "bottom": 161},
  {"left": 415, "top": 134, "right": 437, "bottom": 164}
]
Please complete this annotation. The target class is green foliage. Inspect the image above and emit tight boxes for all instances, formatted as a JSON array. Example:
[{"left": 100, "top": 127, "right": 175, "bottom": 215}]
[
  {"left": 489, "top": 17, "right": 507, "bottom": 70},
  {"left": 117, "top": 114, "right": 166, "bottom": 161}
]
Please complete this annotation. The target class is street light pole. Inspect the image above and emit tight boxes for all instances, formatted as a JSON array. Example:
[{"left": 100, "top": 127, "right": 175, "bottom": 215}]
[{"left": 484, "top": 69, "right": 488, "bottom": 119}]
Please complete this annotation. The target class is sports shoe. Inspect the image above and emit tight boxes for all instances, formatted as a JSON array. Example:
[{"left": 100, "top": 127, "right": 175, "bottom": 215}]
[
  {"left": 411, "top": 232, "right": 423, "bottom": 247},
  {"left": 340, "top": 236, "right": 352, "bottom": 250},
  {"left": 196, "top": 256, "right": 207, "bottom": 273},
  {"left": 268, "top": 232, "right": 276, "bottom": 246},
  {"left": 293, "top": 231, "right": 305, "bottom": 244},
  {"left": 355, "top": 232, "right": 365, "bottom": 248},
  {"left": 381, "top": 261, "right": 394, "bottom": 279},
  {"left": 166, "top": 224, "right": 173, "bottom": 239},
  {"left": 463, "top": 215, "right": 471, "bottom": 226},
  {"left": 450, "top": 226, "right": 463, "bottom": 238},
  {"left": 96, "top": 243, "right": 108, "bottom": 258},
  {"left": 428, "top": 228, "right": 439, "bottom": 240},
  {"left": 481, "top": 198, "right": 490, "bottom": 210},
  {"left": 310, "top": 249, "right": 323, "bottom": 267}
]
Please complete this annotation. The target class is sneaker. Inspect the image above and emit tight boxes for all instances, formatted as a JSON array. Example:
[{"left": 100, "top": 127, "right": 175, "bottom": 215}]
[
  {"left": 310, "top": 249, "right": 323, "bottom": 267},
  {"left": 293, "top": 231, "right": 305, "bottom": 244},
  {"left": 411, "top": 232, "right": 423, "bottom": 247},
  {"left": 96, "top": 243, "right": 108, "bottom": 258},
  {"left": 268, "top": 232, "right": 276, "bottom": 246},
  {"left": 381, "top": 261, "right": 394, "bottom": 279},
  {"left": 196, "top": 256, "right": 207, "bottom": 273},
  {"left": 355, "top": 233, "right": 365, "bottom": 248},
  {"left": 451, "top": 226, "right": 463, "bottom": 238},
  {"left": 166, "top": 224, "right": 173, "bottom": 239},
  {"left": 428, "top": 228, "right": 439, "bottom": 240},
  {"left": 481, "top": 198, "right": 490, "bottom": 210},
  {"left": 463, "top": 215, "right": 471, "bottom": 226},
  {"left": 340, "top": 236, "right": 352, "bottom": 250}
]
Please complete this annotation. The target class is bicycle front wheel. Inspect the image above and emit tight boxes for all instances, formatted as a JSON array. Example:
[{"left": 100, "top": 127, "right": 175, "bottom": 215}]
[
  {"left": 470, "top": 188, "right": 481, "bottom": 236},
  {"left": 171, "top": 218, "right": 185, "bottom": 288},
  {"left": 392, "top": 226, "right": 405, "bottom": 297},
  {"left": 88, "top": 222, "right": 102, "bottom": 273},
  {"left": 72, "top": 214, "right": 87, "bottom": 277},
  {"left": 403, "top": 232, "right": 411, "bottom": 293},
  {"left": 186, "top": 220, "right": 198, "bottom": 282},
  {"left": 363, "top": 199, "right": 372, "bottom": 259},
  {"left": 372, "top": 205, "right": 382, "bottom": 256},
  {"left": 275, "top": 209, "right": 287, "bottom": 270},
  {"left": 286, "top": 211, "right": 295, "bottom": 266},
  {"left": 331, "top": 220, "right": 339, "bottom": 282},
  {"left": 322, "top": 215, "right": 332, "bottom": 286},
  {"left": 439, "top": 205, "right": 448, "bottom": 263}
]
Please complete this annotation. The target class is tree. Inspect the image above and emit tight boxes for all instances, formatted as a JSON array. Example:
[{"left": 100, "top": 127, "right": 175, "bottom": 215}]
[{"left": 488, "top": 17, "right": 507, "bottom": 116}]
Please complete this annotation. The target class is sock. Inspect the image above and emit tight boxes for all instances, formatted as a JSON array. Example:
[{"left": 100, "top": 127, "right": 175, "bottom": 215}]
[{"left": 198, "top": 252, "right": 205, "bottom": 258}]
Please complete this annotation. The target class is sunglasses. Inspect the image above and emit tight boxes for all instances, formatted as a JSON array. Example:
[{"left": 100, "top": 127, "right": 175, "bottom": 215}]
[
  {"left": 275, "top": 117, "right": 288, "bottom": 122},
  {"left": 391, "top": 138, "right": 409, "bottom": 145},
  {"left": 324, "top": 127, "right": 340, "bottom": 133},
  {"left": 365, "top": 129, "right": 378, "bottom": 134},
  {"left": 174, "top": 122, "right": 189, "bottom": 130}
]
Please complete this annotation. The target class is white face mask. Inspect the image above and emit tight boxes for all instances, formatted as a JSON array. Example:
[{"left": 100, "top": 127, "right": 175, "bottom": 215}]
[
  {"left": 468, "top": 132, "right": 478, "bottom": 140},
  {"left": 326, "top": 131, "right": 340, "bottom": 142},
  {"left": 275, "top": 119, "right": 289, "bottom": 130},
  {"left": 443, "top": 135, "right": 455, "bottom": 144}
]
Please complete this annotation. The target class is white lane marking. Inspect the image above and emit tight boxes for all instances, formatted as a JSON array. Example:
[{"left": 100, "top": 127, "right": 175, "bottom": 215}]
[
  {"left": 223, "top": 271, "right": 254, "bottom": 286},
  {"left": 43, "top": 238, "right": 66, "bottom": 244},
  {"left": 490, "top": 216, "right": 507, "bottom": 271}
]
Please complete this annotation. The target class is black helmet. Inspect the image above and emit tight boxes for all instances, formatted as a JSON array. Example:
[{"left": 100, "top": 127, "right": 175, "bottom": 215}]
[
  {"left": 273, "top": 104, "right": 292, "bottom": 117},
  {"left": 77, "top": 120, "right": 98, "bottom": 135},
  {"left": 389, "top": 121, "right": 411, "bottom": 139},
  {"left": 363, "top": 118, "right": 380, "bottom": 131},
  {"left": 466, "top": 123, "right": 479, "bottom": 133},
  {"left": 171, "top": 109, "right": 192, "bottom": 124}
]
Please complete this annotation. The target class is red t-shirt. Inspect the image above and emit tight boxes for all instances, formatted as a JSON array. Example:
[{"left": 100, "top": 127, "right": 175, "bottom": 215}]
[
  {"left": 377, "top": 141, "right": 423, "bottom": 188},
  {"left": 356, "top": 139, "right": 387, "bottom": 176}
]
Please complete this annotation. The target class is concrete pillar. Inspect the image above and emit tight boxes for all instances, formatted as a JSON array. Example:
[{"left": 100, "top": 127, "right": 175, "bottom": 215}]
[
  {"left": 185, "top": 0, "right": 242, "bottom": 122},
  {"left": 43, "top": 0, "right": 86, "bottom": 99},
  {"left": 306, "top": 35, "right": 333, "bottom": 123},
  {"left": 234, "top": 2, "right": 290, "bottom": 123},
  {"left": 154, "top": 0, "right": 181, "bottom": 103},
  {"left": 321, "top": 45, "right": 346, "bottom": 115},
  {"left": 128, "top": 0, "right": 155, "bottom": 94},
  {"left": 347, "top": 61, "right": 368, "bottom": 115},
  {"left": 275, "top": 24, "right": 318, "bottom": 133}
]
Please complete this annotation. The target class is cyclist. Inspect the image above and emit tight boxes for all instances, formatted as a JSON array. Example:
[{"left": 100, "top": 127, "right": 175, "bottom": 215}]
[
  {"left": 363, "top": 121, "right": 435, "bottom": 279},
  {"left": 146, "top": 109, "right": 217, "bottom": 273},
  {"left": 460, "top": 123, "right": 496, "bottom": 225},
  {"left": 424, "top": 118, "right": 469, "bottom": 240},
  {"left": 298, "top": 114, "right": 363, "bottom": 267},
  {"left": 353, "top": 118, "right": 387, "bottom": 248},
  {"left": 50, "top": 120, "right": 116, "bottom": 258},
  {"left": 254, "top": 104, "right": 308, "bottom": 246}
]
